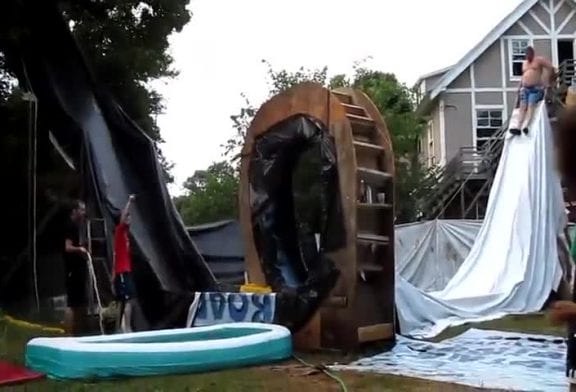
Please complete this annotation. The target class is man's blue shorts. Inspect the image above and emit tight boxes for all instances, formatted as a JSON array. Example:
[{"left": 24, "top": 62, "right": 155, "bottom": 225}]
[{"left": 520, "top": 86, "right": 544, "bottom": 105}]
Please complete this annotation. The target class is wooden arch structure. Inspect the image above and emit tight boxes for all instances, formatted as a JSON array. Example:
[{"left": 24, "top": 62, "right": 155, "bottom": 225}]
[{"left": 239, "top": 82, "right": 396, "bottom": 350}]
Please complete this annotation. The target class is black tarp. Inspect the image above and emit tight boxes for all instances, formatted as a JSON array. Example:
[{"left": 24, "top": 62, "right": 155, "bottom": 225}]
[
  {"left": 187, "top": 220, "right": 245, "bottom": 285},
  {"left": 249, "top": 114, "right": 342, "bottom": 330},
  {"left": 8, "top": 0, "right": 216, "bottom": 328}
]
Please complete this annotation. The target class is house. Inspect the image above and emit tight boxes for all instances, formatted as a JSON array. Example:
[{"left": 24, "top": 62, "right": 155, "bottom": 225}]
[{"left": 416, "top": 0, "right": 576, "bottom": 167}]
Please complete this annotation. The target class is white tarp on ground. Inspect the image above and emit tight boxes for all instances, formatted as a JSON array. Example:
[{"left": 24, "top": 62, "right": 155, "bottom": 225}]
[
  {"left": 396, "top": 104, "right": 567, "bottom": 338},
  {"left": 395, "top": 220, "right": 482, "bottom": 292},
  {"left": 331, "top": 328, "right": 567, "bottom": 391}
]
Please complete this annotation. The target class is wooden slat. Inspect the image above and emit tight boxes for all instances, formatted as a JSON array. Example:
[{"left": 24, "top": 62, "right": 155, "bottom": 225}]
[
  {"left": 358, "top": 262, "right": 384, "bottom": 272},
  {"left": 357, "top": 202, "right": 392, "bottom": 210},
  {"left": 357, "top": 167, "right": 392, "bottom": 186},
  {"left": 332, "top": 91, "right": 352, "bottom": 104},
  {"left": 346, "top": 113, "right": 374, "bottom": 126},
  {"left": 353, "top": 140, "right": 384, "bottom": 155},
  {"left": 342, "top": 103, "right": 367, "bottom": 117},
  {"left": 357, "top": 232, "right": 390, "bottom": 245},
  {"left": 357, "top": 323, "right": 394, "bottom": 342}
]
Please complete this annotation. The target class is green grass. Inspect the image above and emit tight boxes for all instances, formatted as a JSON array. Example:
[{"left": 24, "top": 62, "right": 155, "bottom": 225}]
[{"left": 0, "top": 313, "right": 566, "bottom": 391}]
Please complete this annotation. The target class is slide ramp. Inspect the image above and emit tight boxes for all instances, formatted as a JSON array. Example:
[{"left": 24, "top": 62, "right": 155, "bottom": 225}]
[{"left": 397, "top": 103, "right": 566, "bottom": 337}]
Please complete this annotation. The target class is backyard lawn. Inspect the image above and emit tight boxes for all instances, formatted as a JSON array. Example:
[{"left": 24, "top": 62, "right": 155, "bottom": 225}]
[{"left": 0, "top": 313, "right": 566, "bottom": 391}]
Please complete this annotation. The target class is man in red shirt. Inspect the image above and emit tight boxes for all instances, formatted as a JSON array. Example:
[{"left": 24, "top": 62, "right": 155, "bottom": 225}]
[{"left": 112, "top": 194, "right": 136, "bottom": 333}]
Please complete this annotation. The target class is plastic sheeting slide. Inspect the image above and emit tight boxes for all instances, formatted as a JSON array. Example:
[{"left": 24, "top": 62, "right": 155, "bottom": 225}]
[
  {"left": 9, "top": 1, "right": 216, "bottom": 327},
  {"left": 397, "top": 103, "right": 567, "bottom": 338},
  {"left": 395, "top": 220, "right": 482, "bottom": 293},
  {"left": 26, "top": 323, "right": 292, "bottom": 379}
]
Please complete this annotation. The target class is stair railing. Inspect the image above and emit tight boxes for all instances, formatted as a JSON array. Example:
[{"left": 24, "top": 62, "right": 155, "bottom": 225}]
[{"left": 422, "top": 92, "right": 522, "bottom": 220}]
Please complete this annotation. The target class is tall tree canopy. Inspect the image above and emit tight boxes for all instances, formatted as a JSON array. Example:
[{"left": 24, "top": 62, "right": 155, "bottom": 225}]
[
  {"left": 0, "top": 0, "right": 189, "bottom": 269},
  {"left": 0, "top": 0, "right": 188, "bottom": 180},
  {"left": 60, "top": 0, "right": 190, "bottom": 140}
]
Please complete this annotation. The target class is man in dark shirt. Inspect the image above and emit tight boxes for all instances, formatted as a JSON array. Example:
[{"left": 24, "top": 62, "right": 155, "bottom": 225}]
[{"left": 62, "top": 200, "right": 88, "bottom": 335}]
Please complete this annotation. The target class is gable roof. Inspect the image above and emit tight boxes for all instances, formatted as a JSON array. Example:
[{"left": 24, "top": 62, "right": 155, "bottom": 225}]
[
  {"left": 417, "top": 0, "right": 539, "bottom": 114},
  {"left": 414, "top": 65, "right": 453, "bottom": 87}
]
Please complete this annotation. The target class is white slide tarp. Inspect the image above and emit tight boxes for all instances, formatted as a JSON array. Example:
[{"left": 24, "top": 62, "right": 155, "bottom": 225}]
[
  {"left": 395, "top": 220, "right": 482, "bottom": 293},
  {"left": 396, "top": 103, "right": 567, "bottom": 338}
]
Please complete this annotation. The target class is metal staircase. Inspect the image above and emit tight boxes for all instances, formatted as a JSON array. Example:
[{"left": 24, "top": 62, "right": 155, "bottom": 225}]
[{"left": 419, "top": 119, "right": 509, "bottom": 220}]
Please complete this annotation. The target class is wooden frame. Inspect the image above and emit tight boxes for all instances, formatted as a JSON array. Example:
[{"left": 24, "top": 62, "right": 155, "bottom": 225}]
[{"left": 239, "top": 83, "right": 396, "bottom": 351}]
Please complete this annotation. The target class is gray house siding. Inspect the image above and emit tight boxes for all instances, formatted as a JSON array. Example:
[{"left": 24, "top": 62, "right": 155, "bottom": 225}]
[
  {"left": 476, "top": 92, "right": 503, "bottom": 105},
  {"left": 506, "top": 91, "right": 519, "bottom": 113},
  {"left": 431, "top": 107, "right": 442, "bottom": 161},
  {"left": 505, "top": 24, "right": 528, "bottom": 36},
  {"left": 417, "top": 0, "right": 576, "bottom": 168},
  {"left": 532, "top": 2, "right": 551, "bottom": 26},
  {"left": 420, "top": 105, "right": 443, "bottom": 166},
  {"left": 518, "top": 14, "right": 547, "bottom": 35},
  {"left": 444, "top": 93, "right": 473, "bottom": 161},
  {"left": 557, "top": 1, "right": 573, "bottom": 23},
  {"left": 504, "top": 40, "right": 517, "bottom": 88},
  {"left": 425, "top": 73, "right": 447, "bottom": 91},
  {"left": 451, "top": 71, "right": 471, "bottom": 89},
  {"left": 560, "top": 17, "right": 576, "bottom": 35},
  {"left": 474, "top": 42, "right": 502, "bottom": 88},
  {"left": 534, "top": 39, "right": 552, "bottom": 59},
  {"left": 557, "top": 2, "right": 576, "bottom": 34}
]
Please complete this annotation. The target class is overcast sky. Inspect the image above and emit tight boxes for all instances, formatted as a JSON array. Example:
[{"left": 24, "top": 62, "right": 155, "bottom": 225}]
[{"left": 155, "top": 0, "right": 522, "bottom": 194}]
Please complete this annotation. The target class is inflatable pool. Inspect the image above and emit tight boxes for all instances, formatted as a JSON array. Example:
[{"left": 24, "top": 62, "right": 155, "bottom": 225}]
[{"left": 26, "top": 323, "right": 292, "bottom": 379}]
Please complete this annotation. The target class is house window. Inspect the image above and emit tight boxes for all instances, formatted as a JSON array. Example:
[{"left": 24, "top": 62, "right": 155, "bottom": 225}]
[
  {"left": 510, "top": 39, "right": 530, "bottom": 77},
  {"left": 476, "top": 109, "right": 503, "bottom": 150}
]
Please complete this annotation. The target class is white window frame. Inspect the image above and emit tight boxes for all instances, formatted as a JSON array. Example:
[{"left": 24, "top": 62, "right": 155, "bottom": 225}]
[
  {"left": 427, "top": 121, "right": 435, "bottom": 166},
  {"left": 508, "top": 38, "right": 532, "bottom": 81},
  {"left": 475, "top": 106, "right": 504, "bottom": 150}
]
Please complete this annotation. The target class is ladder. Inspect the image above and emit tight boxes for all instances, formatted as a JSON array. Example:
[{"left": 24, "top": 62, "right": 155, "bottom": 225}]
[{"left": 86, "top": 218, "right": 111, "bottom": 315}]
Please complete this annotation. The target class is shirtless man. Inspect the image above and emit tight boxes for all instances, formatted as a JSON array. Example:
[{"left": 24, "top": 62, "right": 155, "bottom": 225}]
[{"left": 510, "top": 46, "right": 555, "bottom": 135}]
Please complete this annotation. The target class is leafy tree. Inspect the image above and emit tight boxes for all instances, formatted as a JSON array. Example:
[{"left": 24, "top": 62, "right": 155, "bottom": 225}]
[
  {"left": 184, "top": 62, "right": 437, "bottom": 226},
  {"left": 60, "top": 0, "right": 190, "bottom": 140},
  {"left": 0, "top": 0, "right": 187, "bottom": 181},
  {"left": 176, "top": 162, "right": 239, "bottom": 225},
  {"left": 224, "top": 60, "right": 328, "bottom": 160},
  {"left": 226, "top": 63, "right": 435, "bottom": 223},
  {"left": 0, "top": 0, "right": 188, "bottom": 279}
]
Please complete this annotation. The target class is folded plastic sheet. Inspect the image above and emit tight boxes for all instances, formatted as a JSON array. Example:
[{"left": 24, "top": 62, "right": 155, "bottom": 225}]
[
  {"left": 13, "top": 0, "right": 216, "bottom": 327},
  {"left": 396, "top": 104, "right": 567, "bottom": 337},
  {"left": 395, "top": 220, "right": 481, "bottom": 292},
  {"left": 249, "top": 114, "right": 341, "bottom": 330}
]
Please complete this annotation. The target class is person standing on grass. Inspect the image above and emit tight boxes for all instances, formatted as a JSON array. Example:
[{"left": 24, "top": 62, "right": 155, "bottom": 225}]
[
  {"left": 62, "top": 200, "right": 88, "bottom": 336},
  {"left": 112, "top": 194, "right": 136, "bottom": 333}
]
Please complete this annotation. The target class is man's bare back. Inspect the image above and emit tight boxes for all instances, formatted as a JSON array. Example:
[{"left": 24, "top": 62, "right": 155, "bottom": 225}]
[{"left": 522, "top": 56, "right": 554, "bottom": 87}]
